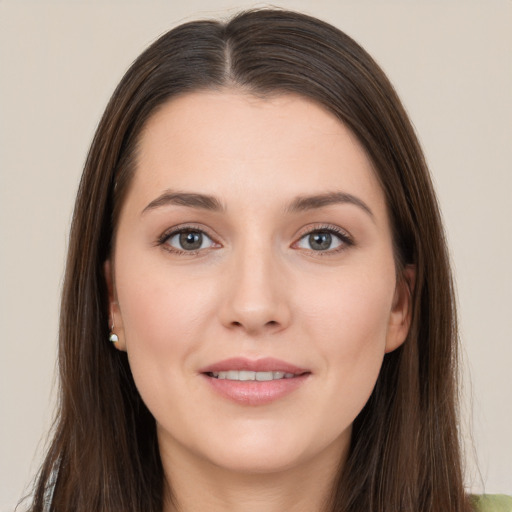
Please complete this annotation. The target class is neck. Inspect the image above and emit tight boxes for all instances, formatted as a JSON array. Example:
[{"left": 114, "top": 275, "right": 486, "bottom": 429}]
[{"left": 160, "top": 437, "right": 347, "bottom": 512}]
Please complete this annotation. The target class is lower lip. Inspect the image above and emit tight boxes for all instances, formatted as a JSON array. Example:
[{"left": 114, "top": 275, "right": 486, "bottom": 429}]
[{"left": 202, "top": 374, "right": 310, "bottom": 405}]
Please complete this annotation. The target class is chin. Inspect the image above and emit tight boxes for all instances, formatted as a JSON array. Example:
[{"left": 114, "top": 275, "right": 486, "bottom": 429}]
[
  {"left": 191, "top": 424, "right": 348, "bottom": 476},
  {"left": 205, "top": 446, "right": 310, "bottom": 475}
]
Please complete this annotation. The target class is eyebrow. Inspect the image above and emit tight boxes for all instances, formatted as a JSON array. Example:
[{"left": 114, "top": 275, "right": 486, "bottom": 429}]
[
  {"left": 286, "top": 191, "right": 374, "bottom": 219},
  {"left": 141, "top": 189, "right": 374, "bottom": 220},
  {"left": 142, "top": 190, "right": 225, "bottom": 215}
]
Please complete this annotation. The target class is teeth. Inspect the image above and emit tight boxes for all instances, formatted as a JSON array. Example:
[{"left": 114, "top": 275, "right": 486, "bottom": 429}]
[{"left": 211, "top": 370, "right": 297, "bottom": 381}]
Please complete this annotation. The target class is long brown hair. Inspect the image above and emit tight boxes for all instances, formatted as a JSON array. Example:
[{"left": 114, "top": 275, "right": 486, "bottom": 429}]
[{"left": 25, "top": 9, "right": 471, "bottom": 512}]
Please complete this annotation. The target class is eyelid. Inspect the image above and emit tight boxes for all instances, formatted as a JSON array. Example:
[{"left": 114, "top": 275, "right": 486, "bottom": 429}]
[
  {"left": 155, "top": 222, "right": 353, "bottom": 256},
  {"left": 292, "top": 224, "right": 354, "bottom": 254},
  {"left": 156, "top": 223, "right": 221, "bottom": 254}
]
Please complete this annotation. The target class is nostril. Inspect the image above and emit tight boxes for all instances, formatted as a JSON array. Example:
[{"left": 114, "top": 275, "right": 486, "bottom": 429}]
[{"left": 229, "top": 319, "right": 280, "bottom": 330}]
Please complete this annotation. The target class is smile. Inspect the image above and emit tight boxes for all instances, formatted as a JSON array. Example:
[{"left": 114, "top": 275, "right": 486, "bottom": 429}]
[
  {"left": 208, "top": 370, "right": 297, "bottom": 381},
  {"left": 200, "top": 358, "right": 310, "bottom": 405}
]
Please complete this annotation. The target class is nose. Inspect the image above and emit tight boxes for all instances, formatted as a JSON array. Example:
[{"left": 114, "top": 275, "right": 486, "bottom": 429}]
[{"left": 218, "top": 242, "right": 291, "bottom": 336}]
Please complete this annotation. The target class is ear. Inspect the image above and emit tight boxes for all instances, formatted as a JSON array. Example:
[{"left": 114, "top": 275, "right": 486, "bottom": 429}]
[
  {"left": 104, "top": 259, "right": 127, "bottom": 351},
  {"left": 385, "top": 265, "right": 415, "bottom": 353}
]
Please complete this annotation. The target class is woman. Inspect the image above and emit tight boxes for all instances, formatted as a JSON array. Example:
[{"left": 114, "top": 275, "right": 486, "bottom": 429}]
[{"left": 22, "top": 8, "right": 510, "bottom": 512}]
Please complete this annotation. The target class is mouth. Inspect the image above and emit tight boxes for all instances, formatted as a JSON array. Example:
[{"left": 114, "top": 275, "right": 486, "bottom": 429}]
[
  {"left": 200, "top": 357, "right": 311, "bottom": 405},
  {"left": 206, "top": 370, "right": 301, "bottom": 381}
]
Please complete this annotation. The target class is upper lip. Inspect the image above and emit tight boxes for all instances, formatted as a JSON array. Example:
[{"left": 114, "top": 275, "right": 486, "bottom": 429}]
[{"left": 199, "top": 357, "right": 309, "bottom": 375}]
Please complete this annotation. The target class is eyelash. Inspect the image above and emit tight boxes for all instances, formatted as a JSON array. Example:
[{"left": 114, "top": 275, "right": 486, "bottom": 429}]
[
  {"left": 294, "top": 224, "right": 354, "bottom": 255},
  {"left": 156, "top": 223, "right": 354, "bottom": 256},
  {"left": 156, "top": 224, "right": 219, "bottom": 256}
]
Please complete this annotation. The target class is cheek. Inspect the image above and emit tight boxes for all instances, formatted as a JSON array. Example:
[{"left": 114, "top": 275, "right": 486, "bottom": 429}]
[
  {"left": 300, "top": 266, "right": 394, "bottom": 345},
  {"left": 114, "top": 252, "right": 217, "bottom": 368},
  {"left": 113, "top": 255, "right": 223, "bottom": 424},
  {"left": 298, "top": 267, "right": 395, "bottom": 401}
]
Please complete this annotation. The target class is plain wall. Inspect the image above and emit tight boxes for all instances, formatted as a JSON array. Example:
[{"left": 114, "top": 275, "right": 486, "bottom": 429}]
[{"left": 1, "top": 1, "right": 511, "bottom": 509}]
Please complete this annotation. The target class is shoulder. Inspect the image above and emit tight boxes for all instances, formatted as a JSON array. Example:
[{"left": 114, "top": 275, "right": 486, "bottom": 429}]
[{"left": 471, "top": 495, "right": 512, "bottom": 512}]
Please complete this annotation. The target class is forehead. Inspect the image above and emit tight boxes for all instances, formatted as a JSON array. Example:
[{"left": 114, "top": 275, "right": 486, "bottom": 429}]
[{"left": 129, "top": 90, "right": 386, "bottom": 216}]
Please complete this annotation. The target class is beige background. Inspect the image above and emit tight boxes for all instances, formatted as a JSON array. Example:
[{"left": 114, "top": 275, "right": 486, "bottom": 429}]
[{"left": 1, "top": 1, "right": 511, "bottom": 509}]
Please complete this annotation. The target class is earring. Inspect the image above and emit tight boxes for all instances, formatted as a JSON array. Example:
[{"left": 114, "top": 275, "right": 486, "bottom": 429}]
[{"left": 109, "top": 318, "right": 119, "bottom": 344}]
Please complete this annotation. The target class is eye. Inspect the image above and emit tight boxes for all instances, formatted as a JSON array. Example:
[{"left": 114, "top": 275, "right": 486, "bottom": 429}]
[
  {"left": 159, "top": 227, "right": 218, "bottom": 253},
  {"left": 294, "top": 227, "right": 352, "bottom": 253}
]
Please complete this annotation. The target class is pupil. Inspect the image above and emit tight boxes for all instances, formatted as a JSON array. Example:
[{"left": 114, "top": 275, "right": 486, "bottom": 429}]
[
  {"left": 310, "top": 232, "right": 331, "bottom": 250},
  {"left": 180, "top": 231, "right": 202, "bottom": 250}
]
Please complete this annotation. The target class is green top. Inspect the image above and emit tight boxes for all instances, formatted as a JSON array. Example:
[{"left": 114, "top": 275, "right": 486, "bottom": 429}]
[{"left": 472, "top": 495, "right": 512, "bottom": 512}]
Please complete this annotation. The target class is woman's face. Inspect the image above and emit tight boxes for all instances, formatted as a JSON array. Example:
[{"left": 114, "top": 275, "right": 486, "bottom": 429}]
[{"left": 107, "top": 91, "right": 412, "bottom": 476}]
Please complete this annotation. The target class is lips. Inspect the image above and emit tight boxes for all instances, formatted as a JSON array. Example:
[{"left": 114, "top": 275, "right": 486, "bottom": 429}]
[
  {"left": 199, "top": 357, "right": 308, "bottom": 375},
  {"left": 199, "top": 357, "right": 310, "bottom": 405}
]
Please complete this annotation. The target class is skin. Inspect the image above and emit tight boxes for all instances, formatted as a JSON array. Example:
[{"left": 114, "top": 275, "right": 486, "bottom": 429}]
[{"left": 106, "top": 90, "right": 413, "bottom": 512}]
